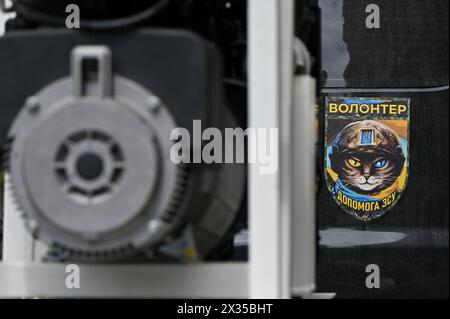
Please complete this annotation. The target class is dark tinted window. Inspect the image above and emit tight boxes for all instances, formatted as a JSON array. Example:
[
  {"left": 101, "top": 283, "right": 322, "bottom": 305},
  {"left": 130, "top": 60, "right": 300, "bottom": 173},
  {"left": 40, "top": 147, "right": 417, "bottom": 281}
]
[{"left": 320, "top": 0, "right": 449, "bottom": 88}]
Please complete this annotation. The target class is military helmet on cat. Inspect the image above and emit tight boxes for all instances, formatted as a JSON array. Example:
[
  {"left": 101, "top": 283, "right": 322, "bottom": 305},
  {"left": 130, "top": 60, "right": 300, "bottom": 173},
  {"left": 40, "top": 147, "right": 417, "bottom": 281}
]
[{"left": 330, "top": 120, "right": 404, "bottom": 159}]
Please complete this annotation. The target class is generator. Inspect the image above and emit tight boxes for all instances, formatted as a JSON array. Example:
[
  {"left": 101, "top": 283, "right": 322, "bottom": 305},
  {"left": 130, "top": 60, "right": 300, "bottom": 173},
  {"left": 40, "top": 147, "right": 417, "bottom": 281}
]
[{"left": 0, "top": 0, "right": 248, "bottom": 262}]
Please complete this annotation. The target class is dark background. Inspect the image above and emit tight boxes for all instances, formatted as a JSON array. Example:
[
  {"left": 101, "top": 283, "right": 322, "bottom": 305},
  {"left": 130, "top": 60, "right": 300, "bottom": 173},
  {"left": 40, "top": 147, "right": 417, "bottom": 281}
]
[{"left": 317, "top": 0, "right": 449, "bottom": 298}]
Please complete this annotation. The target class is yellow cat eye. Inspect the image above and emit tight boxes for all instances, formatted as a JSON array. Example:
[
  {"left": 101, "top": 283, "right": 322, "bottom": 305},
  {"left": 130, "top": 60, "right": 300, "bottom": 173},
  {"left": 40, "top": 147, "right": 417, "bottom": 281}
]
[{"left": 347, "top": 158, "right": 361, "bottom": 168}]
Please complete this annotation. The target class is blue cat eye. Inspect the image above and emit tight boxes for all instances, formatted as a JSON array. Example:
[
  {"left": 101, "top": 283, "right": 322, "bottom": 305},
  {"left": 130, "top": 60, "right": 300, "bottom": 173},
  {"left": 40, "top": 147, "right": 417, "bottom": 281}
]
[{"left": 373, "top": 159, "right": 388, "bottom": 169}]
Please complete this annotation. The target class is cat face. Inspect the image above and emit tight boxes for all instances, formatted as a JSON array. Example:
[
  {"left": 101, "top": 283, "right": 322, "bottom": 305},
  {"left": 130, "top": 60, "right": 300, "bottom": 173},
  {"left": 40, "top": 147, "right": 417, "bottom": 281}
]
[
  {"left": 330, "top": 120, "right": 406, "bottom": 195},
  {"left": 336, "top": 151, "right": 403, "bottom": 194}
]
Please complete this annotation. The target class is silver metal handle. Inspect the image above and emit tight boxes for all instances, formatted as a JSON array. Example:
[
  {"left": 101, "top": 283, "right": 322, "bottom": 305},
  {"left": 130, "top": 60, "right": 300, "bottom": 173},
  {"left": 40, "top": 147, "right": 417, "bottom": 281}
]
[{"left": 71, "top": 46, "right": 113, "bottom": 98}]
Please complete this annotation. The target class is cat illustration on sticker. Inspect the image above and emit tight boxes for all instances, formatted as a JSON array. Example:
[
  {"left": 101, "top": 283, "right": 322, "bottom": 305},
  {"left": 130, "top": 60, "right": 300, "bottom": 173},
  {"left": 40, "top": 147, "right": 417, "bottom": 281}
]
[{"left": 325, "top": 97, "right": 410, "bottom": 221}]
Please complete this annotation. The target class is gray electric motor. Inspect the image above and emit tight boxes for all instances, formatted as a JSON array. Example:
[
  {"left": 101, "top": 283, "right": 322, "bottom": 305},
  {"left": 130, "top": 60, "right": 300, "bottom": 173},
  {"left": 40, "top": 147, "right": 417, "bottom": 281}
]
[{"left": 5, "top": 46, "right": 245, "bottom": 262}]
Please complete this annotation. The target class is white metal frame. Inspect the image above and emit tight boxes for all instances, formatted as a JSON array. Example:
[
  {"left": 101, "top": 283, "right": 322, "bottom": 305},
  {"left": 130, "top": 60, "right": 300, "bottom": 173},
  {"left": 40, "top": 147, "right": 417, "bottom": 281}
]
[
  {"left": 249, "top": 0, "right": 295, "bottom": 299},
  {"left": 0, "top": 0, "right": 317, "bottom": 299}
]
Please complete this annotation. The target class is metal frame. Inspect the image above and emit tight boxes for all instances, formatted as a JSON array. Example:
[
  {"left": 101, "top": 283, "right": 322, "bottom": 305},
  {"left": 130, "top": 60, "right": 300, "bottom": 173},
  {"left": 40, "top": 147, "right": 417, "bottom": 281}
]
[
  {"left": 0, "top": 0, "right": 317, "bottom": 299},
  {"left": 249, "top": 0, "right": 296, "bottom": 299},
  {"left": 0, "top": 262, "right": 249, "bottom": 299}
]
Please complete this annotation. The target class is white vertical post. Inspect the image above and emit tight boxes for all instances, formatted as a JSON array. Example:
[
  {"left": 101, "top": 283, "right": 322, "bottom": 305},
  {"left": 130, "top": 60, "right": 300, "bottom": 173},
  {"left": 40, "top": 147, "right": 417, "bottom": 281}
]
[
  {"left": 291, "top": 76, "right": 317, "bottom": 295},
  {"left": 249, "top": 0, "right": 294, "bottom": 299},
  {"left": 279, "top": 0, "right": 296, "bottom": 299}
]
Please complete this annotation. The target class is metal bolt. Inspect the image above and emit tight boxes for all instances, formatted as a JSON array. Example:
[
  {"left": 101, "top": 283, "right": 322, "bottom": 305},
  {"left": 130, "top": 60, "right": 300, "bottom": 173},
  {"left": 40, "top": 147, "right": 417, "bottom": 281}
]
[
  {"left": 0, "top": 0, "right": 14, "bottom": 12},
  {"left": 147, "top": 96, "right": 161, "bottom": 114},
  {"left": 148, "top": 220, "right": 161, "bottom": 235},
  {"left": 25, "top": 96, "right": 40, "bottom": 114}
]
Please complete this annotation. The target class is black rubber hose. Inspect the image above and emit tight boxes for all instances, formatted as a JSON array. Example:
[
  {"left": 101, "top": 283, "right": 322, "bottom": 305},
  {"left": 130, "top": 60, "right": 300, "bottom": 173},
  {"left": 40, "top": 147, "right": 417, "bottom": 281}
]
[{"left": 12, "top": 0, "right": 170, "bottom": 29}]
